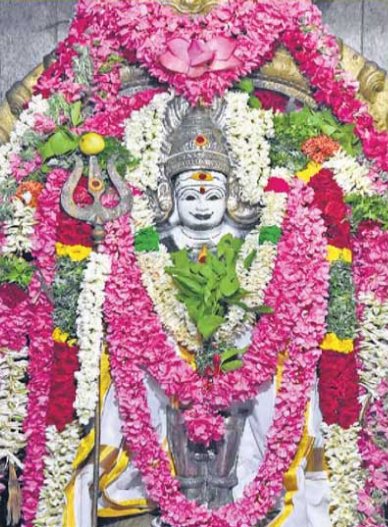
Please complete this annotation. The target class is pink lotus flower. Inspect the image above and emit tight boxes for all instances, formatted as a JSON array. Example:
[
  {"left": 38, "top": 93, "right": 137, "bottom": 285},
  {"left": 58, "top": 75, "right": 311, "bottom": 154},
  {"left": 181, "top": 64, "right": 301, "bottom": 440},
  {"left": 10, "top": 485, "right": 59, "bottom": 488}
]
[{"left": 159, "top": 36, "right": 242, "bottom": 78}]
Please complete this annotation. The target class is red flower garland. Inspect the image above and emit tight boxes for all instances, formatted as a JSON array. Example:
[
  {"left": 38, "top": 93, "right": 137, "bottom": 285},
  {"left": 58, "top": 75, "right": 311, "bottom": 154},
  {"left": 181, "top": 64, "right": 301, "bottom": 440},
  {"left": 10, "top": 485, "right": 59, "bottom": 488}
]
[
  {"left": 308, "top": 168, "right": 361, "bottom": 428},
  {"left": 309, "top": 168, "right": 351, "bottom": 249},
  {"left": 46, "top": 341, "right": 80, "bottom": 432}
]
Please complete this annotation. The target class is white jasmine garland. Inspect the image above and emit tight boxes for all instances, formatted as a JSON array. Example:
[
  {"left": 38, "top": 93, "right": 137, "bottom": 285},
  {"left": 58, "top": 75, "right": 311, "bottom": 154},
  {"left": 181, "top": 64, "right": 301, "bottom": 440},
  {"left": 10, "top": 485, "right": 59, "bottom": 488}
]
[
  {"left": 0, "top": 348, "right": 29, "bottom": 468},
  {"left": 132, "top": 194, "right": 157, "bottom": 230},
  {"left": 324, "top": 150, "right": 374, "bottom": 196},
  {"left": 358, "top": 293, "right": 388, "bottom": 398},
  {"left": 2, "top": 198, "right": 36, "bottom": 255},
  {"left": 223, "top": 91, "right": 274, "bottom": 205},
  {"left": 321, "top": 423, "right": 365, "bottom": 527},
  {"left": 34, "top": 423, "right": 81, "bottom": 527},
  {"left": 0, "top": 95, "right": 49, "bottom": 186},
  {"left": 74, "top": 252, "right": 111, "bottom": 425},
  {"left": 136, "top": 245, "right": 201, "bottom": 351},
  {"left": 125, "top": 92, "right": 172, "bottom": 192}
]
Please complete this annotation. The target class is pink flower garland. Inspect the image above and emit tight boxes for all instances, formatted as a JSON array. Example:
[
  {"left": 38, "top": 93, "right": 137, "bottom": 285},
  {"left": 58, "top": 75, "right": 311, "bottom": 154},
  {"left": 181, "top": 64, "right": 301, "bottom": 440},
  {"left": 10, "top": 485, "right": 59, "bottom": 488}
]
[
  {"left": 22, "top": 169, "right": 69, "bottom": 526},
  {"left": 36, "top": 0, "right": 388, "bottom": 168},
  {"left": 103, "top": 179, "right": 329, "bottom": 526},
  {"left": 282, "top": 5, "right": 388, "bottom": 172},
  {"left": 103, "top": 179, "right": 329, "bottom": 445},
  {"left": 353, "top": 222, "right": 388, "bottom": 304},
  {"left": 0, "top": 292, "right": 31, "bottom": 351},
  {"left": 114, "top": 0, "right": 289, "bottom": 104},
  {"left": 78, "top": 89, "right": 164, "bottom": 139}
]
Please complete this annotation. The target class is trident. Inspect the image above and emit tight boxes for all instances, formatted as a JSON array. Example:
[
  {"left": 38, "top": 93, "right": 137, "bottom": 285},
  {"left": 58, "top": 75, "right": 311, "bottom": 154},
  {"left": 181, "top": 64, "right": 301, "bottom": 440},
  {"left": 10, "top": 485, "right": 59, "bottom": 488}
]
[{"left": 61, "top": 155, "right": 133, "bottom": 527}]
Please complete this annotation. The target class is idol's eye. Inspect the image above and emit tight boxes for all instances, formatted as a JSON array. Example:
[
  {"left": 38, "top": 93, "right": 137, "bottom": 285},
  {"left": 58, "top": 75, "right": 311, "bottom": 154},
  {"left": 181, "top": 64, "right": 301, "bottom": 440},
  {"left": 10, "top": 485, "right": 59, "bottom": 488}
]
[
  {"left": 207, "top": 194, "right": 221, "bottom": 201},
  {"left": 185, "top": 194, "right": 196, "bottom": 201}
]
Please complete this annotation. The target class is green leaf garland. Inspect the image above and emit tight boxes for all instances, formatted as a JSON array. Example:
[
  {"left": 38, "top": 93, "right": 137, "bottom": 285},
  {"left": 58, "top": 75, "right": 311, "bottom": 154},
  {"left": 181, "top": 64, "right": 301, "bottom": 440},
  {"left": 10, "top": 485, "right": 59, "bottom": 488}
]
[
  {"left": 53, "top": 256, "right": 87, "bottom": 338},
  {"left": 326, "top": 261, "right": 357, "bottom": 340}
]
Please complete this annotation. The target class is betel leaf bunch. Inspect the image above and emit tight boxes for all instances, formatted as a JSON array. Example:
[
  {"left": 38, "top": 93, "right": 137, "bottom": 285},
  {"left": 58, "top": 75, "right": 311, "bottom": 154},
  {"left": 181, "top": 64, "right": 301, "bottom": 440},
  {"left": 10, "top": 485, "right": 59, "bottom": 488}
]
[{"left": 166, "top": 234, "right": 270, "bottom": 341}]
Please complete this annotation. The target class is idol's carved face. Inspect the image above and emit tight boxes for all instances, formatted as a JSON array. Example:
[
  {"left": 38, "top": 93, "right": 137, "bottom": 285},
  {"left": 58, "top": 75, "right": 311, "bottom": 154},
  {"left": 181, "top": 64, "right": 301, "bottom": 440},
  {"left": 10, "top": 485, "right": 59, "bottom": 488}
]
[{"left": 175, "top": 171, "right": 227, "bottom": 231}]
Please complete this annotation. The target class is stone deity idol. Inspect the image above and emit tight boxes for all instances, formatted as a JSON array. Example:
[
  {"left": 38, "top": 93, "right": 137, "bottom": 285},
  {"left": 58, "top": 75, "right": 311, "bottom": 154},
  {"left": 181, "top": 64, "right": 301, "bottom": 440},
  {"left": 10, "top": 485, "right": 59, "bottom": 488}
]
[{"left": 72, "top": 100, "right": 331, "bottom": 527}]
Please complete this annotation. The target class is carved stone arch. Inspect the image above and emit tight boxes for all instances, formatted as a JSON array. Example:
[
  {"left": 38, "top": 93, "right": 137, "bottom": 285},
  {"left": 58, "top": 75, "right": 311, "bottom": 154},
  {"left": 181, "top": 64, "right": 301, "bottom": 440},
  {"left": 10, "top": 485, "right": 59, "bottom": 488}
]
[{"left": 0, "top": 39, "right": 388, "bottom": 141}]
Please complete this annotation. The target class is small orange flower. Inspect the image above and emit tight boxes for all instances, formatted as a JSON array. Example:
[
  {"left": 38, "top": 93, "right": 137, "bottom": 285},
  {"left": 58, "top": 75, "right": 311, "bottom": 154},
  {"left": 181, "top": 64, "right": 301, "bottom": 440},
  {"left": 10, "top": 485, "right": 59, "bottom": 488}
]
[
  {"left": 301, "top": 135, "right": 340, "bottom": 164},
  {"left": 15, "top": 181, "right": 44, "bottom": 208}
]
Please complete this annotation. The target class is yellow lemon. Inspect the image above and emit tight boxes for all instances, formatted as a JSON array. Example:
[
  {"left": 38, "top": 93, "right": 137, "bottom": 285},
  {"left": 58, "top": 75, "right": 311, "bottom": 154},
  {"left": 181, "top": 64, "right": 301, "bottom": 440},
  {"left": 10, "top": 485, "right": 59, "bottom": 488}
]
[{"left": 79, "top": 132, "right": 106, "bottom": 156}]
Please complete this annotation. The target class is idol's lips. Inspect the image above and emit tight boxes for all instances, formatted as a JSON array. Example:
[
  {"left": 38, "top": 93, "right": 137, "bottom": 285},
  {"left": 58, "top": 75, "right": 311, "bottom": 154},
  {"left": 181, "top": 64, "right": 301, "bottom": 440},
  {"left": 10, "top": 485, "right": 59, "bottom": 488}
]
[{"left": 192, "top": 212, "right": 213, "bottom": 221}]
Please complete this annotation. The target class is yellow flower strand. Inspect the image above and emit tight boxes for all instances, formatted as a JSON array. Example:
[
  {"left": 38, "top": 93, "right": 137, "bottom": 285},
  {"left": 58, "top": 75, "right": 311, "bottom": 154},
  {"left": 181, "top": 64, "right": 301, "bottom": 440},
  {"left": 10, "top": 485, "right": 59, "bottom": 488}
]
[
  {"left": 55, "top": 242, "right": 92, "bottom": 262},
  {"left": 52, "top": 327, "right": 77, "bottom": 347},
  {"left": 327, "top": 245, "right": 352, "bottom": 263},
  {"left": 296, "top": 161, "right": 321, "bottom": 183},
  {"left": 320, "top": 333, "right": 354, "bottom": 354}
]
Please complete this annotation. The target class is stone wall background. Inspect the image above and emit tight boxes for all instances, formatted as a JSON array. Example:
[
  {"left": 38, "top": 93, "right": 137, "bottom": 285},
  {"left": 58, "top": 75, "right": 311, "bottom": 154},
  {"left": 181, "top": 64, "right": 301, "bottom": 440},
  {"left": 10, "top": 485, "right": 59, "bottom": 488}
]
[{"left": 0, "top": 0, "right": 387, "bottom": 102}]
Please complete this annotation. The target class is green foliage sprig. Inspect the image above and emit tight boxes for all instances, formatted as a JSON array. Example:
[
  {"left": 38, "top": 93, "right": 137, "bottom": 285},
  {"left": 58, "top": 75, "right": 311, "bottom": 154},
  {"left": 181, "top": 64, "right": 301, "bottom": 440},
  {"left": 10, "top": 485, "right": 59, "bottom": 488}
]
[
  {"left": 345, "top": 193, "right": 388, "bottom": 231},
  {"left": 166, "top": 235, "right": 247, "bottom": 341},
  {"left": 98, "top": 53, "right": 125, "bottom": 74},
  {"left": 270, "top": 107, "right": 361, "bottom": 170},
  {"left": 97, "top": 137, "right": 139, "bottom": 177},
  {"left": 72, "top": 45, "right": 94, "bottom": 87},
  {"left": 0, "top": 255, "right": 34, "bottom": 289},
  {"left": 134, "top": 227, "right": 160, "bottom": 252},
  {"left": 53, "top": 257, "right": 87, "bottom": 338},
  {"left": 236, "top": 77, "right": 262, "bottom": 108},
  {"left": 38, "top": 127, "right": 80, "bottom": 162},
  {"left": 326, "top": 261, "right": 357, "bottom": 340}
]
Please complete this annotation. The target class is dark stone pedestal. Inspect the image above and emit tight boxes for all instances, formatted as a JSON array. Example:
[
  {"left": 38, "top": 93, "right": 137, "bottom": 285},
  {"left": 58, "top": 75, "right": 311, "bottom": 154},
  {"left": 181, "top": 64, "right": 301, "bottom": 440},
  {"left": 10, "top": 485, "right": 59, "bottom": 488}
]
[{"left": 99, "top": 513, "right": 153, "bottom": 527}]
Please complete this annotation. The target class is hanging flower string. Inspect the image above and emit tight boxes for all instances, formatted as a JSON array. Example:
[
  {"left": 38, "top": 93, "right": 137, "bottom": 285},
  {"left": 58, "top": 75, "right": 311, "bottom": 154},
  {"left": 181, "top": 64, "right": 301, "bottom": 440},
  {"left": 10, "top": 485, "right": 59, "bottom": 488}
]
[
  {"left": 283, "top": 3, "right": 388, "bottom": 173},
  {"left": 33, "top": 423, "right": 81, "bottom": 527},
  {"left": 33, "top": 176, "right": 96, "bottom": 526},
  {"left": 22, "top": 169, "right": 69, "bottom": 527},
  {"left": 353, "top": 223, "right": 388, "bottom": 524},
  {"left": 74, "top": 252, "right": 111, "bottom": 425}
]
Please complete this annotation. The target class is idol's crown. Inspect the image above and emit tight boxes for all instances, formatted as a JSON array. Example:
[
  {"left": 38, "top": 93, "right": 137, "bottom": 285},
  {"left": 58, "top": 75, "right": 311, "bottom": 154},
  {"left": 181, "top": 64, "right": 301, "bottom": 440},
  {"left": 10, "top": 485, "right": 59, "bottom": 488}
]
[{"left": 165, "top": 107, "right": 231, "bottom": 179}]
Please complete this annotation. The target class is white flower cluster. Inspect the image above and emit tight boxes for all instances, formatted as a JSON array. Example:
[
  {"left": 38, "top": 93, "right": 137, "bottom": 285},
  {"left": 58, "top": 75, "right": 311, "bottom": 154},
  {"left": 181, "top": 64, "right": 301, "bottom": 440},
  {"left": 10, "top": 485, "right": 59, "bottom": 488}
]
[
  {"left": 324, "top": 150, "right": 374, "bottom": 196},
  {"left": 34, "top": 423, "right": 81, "bottom": 527},
  {"left": 2, "top": 198, "right": 36, "bottom": 255},
  {"left": 131, "top": 194, "right": 157, "bottom": 230},
  {"left": 0, "top": 348, "right": 29, "bottom": 468},
  {"left": 74, "top": 252, "right": 111, "bottom": 425},
  {"left": 0, "top": 95, "right": 49, "bottom": 185},
  {"left": 321, "top": 423, "right": 365, "bottom": 527},
  {"left": 125, "top": 93, "right": 172, "bottom": 192},
  {"left": 358, "top": 293, "right": 388, "bottom": 398},
  {"left": 223, "top": 91, "right": 274, "bottom": 205}
]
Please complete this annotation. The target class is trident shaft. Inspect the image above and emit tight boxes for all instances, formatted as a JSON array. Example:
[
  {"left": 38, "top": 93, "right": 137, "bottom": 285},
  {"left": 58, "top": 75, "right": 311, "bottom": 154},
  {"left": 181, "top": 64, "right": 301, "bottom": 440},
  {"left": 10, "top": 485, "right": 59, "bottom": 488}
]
[{"left": 61, "top": 155, "right": 133, "bottom": 527}]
